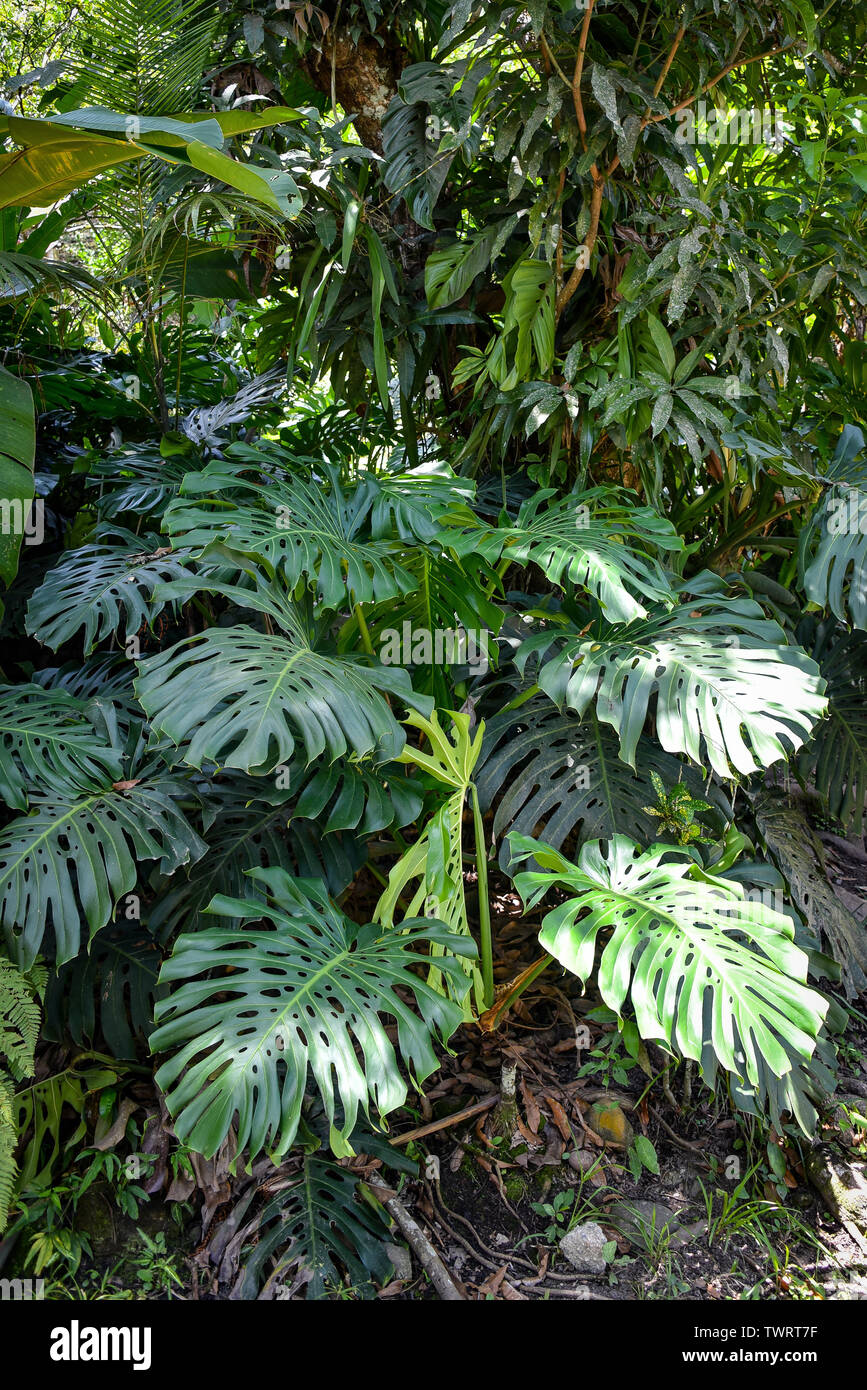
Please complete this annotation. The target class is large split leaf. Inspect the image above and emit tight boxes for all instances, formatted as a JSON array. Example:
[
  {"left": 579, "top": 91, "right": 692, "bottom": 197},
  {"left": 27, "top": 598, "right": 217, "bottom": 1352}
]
[
  {"left": 0, "top": 683, "right": 123, "bottom": 811},
  {"left": 751, "top": 788, "right": 867, "bottom": 997},
  {"left": 147, "top": 772, "right": 370, "bottom": 940},
  {"left": 163, "top": 463, "right": 418, "bottom": 607},
  {"left": 797, "top": 617, "right": 867, "bottom": 833},
  {"left": 26, "top": 528, "right": 192, "bottom": 654},
  {"left": 43, "top": 923, "right": 161, "bottom": 1059},
  {"left": 231, "top": 1155, "right": 393, "bottom": 1300},
  {"left": 476, "top": 696, "right": 728, "bottom": 866},
  {"left": 800, "top": 427, "right": 867, "bottom": 629},
  {"left": 135, "top": 621, "right": 428, "bottom": 774},
  {"left": 151, "top": 868, "right": 474, "bottom": 1160},
  {"left": 510, "top": 834, "right": 829, "bottom": 1092},
  {"left": 443, "top": 488, "right": 681, "bottom": 623},
  {"left": 0, "top": 765, "right": 206, "bottom": 968},
  {"left": 524, "top": 590, "right": 827, "bottom": 779}
]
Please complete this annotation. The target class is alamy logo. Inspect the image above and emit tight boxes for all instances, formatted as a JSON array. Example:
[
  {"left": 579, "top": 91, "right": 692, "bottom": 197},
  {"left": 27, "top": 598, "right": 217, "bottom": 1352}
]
[
  {"left": 675, "top": 100, "right": 786, "bottom": 149},
  {"left": 0, "top": 1277, "right": 44, "bottom": 1300},
  {"left": 0, "top": 497, "right": 44, "bottom": 545},
  {"left": 49, "top": 1320, "right": 152, "bottom": 1371}
]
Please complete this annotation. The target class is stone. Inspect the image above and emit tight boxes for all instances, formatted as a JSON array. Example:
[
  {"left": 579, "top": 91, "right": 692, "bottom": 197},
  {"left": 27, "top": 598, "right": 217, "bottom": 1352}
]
[
  {"left": 384, "top": 1242, "right": 413, "bottom": 1281},
  {"left": 805, "top": 1147, "right": 867, "bottom": 1231},
  {"left": 586, "top": 1101, "right": 634, "bottom": 1146},
  {"left": 607, "top": 1199, "right": 678, "bottom": 1246},
  {"left": 559, "top": 1221, "right": 610, "bottom": 1275}
]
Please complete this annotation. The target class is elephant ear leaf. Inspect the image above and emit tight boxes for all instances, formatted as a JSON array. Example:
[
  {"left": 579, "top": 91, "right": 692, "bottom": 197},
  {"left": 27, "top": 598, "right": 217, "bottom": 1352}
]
[
  {"left": 151, "top": 868, "right": 475, "bottom": 1161},
  {"left": 510, "top": 833, "right": 829, "bottom": 1092},
  {"left": 26, "top": 527, "right": 192, "bottom": 654}
]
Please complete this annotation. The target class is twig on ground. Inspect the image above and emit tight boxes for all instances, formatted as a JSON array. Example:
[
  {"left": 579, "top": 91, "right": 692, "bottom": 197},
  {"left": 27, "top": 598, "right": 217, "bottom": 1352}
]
[{"left": 369, "top": 1177, "right": 466, "bottom": 1301}]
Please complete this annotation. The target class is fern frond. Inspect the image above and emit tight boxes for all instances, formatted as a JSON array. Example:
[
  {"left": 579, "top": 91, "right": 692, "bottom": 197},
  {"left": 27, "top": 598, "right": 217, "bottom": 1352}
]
[{"left": 0, "top": 957, "right": 42, "bottom": 1082}]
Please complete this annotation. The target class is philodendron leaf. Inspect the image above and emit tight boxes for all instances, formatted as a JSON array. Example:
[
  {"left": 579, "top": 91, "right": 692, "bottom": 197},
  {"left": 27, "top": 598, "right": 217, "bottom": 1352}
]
[
  {"left": 523, "top": 590, "right": 827, "bottom": 778},
  {"left": 151, "top": 868, "right": 475, "bottom": 1161},
  {"left": 510, "top": 833, "right": 829, "bottom": 1094},
  {"left": 0, "top": 683, "right": 123, "bottom": 810},
  {"left": 135, "top": 625, "right": 429, "bottom": 774},
  {"left": 0, "top": 767, "right": 206, "bottom": 969},
  {"left": 26, "top": 528, "right": 192, "bottom": 655}
]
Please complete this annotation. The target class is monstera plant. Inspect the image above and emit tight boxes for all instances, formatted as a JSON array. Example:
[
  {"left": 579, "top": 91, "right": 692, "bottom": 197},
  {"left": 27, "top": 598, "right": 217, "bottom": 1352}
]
[{"left": 1, "top": 0, "right": 866, "bottom": 1300}]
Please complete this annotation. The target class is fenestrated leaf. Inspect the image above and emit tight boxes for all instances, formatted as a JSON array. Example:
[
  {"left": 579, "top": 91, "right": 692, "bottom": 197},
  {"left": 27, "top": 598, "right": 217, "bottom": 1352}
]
[
  {"left": 43, "top": 922, "right": 162, "bottom": 1059},
  {"left": 797, "top": 617, "right": 867, "bottom": 833},
  {"left": 510, "top": 834, "right": 829, "bottom": 1092},
  {"left": 147, "top": 772, "right": 367, "bottom": 942},
  {"left": 135, "top": 622, "right": 429, "bottom": 774},
  {"left": 26, "top": 527, "right": 192, "bottom": 655},
  {"left": 0, "top": 683, "right": 123, "bottom": 811},
  {"left": 526, "top": 590, "right": 826, "bottom": 778},
  {"left": 230, "top": 1154, "right": 393, "bottom": 1300},
  {"left": 751, "top": 787, "right": 867, "bottom": 997},
  {"left": 163, "top": 463, "right": 419, "bottom": 608},
  {"left": 0, "top": 764, "right": 206, "bottom": 969},
  {"left": 475, "top": 697, "right": 728, "bottom": 866},
  {"left": 151, "top": 868, "right": 475, "bottom": 1160},
  {"left": 442, "top": 488, "right": 682, "bottom": 623}
]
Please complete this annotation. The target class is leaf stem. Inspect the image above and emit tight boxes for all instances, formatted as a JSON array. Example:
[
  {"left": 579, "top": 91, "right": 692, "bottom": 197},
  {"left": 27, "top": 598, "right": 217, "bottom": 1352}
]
[{"left": 470, "top": 782, "right": 494, "bottom": 1009}]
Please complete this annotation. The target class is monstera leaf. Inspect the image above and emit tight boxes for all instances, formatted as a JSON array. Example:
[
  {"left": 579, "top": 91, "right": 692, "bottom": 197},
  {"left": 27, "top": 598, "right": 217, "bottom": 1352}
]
[
  {"left": 151, "top": 868, "right": 474, "bottom": 1160},
  {"left": 801, "top": 485, "right": 867, "bottom": 629},
  {"left": 751, "top": 788, "right": 867, "bottom": 997},
  {"left": 799, "top": 427, "right": 867, "bottom": 629},
  {"left": 231, "top": 1154, "right": 394, "bottom": 1300},
  {"left": 92, "top": 447, "right": 191, "bottom": 523},
  {"left": 442, "top": 488, "right": 682, "bottom": 622},
  {"left": 26, "top": 527, "right": 192, "bottom": 654},
  {"left": 0, "top": 764, "right": 206, "bottom": 968},
  {"left": 797, "top": 616, "right": 867, "bottom": 833},
  {"left": 510, "top": 834, "right": 829, "bottom": 1092},
  {"left": 147, "top": 772, "right": 370, "bottom": 941},
  {"left": 135, "top": 620, "right": 429, "bottom": 774},
  {"left": 0, "top": 683, "right": 123, "bottom": 810},
  {"left": 524, "top": 590, "right": 827, "bottom": 779},
  {"left": 476, "top": 697, "right": 729, "bottom": 866},
  {"left": 374, "top": 712, "right": 487, "bottom": 1010},
  {"left": 43, "top": 923, "right": 162, "bottom": 1059},
  {"left": 163, "top": 464, "right": 419, "bottom": 607}
]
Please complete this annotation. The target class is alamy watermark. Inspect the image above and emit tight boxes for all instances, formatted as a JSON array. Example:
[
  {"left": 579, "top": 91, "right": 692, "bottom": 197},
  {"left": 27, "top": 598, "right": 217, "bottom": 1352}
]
[
  {"left": 379, "top": 622, "right": 490, "bottom": 674},
  {"left": 674, "top": 100, "right": 787, "bottom": 150},
  {"left": 0, "top": 497, "right": 44, "bottom": 546}
]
